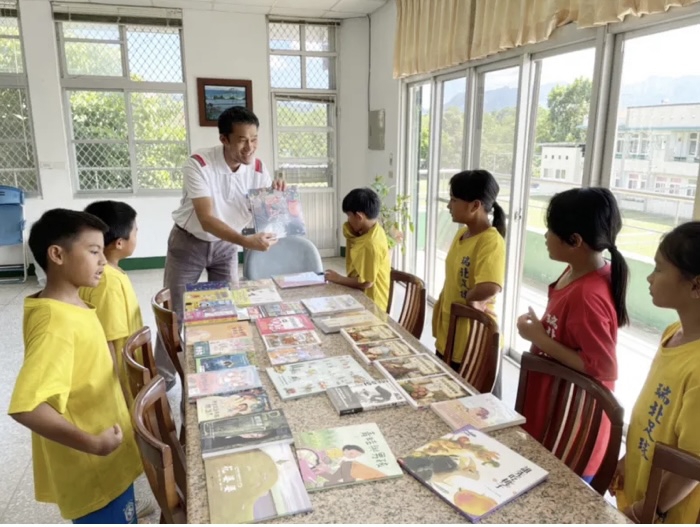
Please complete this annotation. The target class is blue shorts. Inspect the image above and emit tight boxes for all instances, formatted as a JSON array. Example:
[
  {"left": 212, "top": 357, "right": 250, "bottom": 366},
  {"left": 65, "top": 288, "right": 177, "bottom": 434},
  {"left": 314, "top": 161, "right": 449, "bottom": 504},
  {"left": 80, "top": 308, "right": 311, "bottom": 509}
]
[{"left": 73, "top": 484, "right": 137, "bottom": 524}]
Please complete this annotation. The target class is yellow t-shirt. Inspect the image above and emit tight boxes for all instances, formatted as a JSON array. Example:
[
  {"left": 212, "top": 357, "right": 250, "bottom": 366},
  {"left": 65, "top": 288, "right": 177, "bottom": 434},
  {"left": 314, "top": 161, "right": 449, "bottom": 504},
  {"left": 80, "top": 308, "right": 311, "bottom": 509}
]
[
  {"left": 79, "top": 264, "right": 143, "bottom": 393},
  {"left": 344, "top": 222, "right": 391, "bottom": 312},
  {"left": 617, "top": 322, "right": 700, "bottom": 524},
  {"left": 8, "top": 296, "right": 142, "bottom": 520},
  {"left": 432, "top": 226, "right": 505, "bottom": 363}
]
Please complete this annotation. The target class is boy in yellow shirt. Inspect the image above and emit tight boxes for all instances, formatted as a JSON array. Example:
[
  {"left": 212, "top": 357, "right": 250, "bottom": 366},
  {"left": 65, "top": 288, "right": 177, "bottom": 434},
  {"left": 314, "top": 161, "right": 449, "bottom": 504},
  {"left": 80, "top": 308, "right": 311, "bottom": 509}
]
[
  {"left": 78, "top": 201, "right": 142, "bottom": 401},
  {"left": 325, "top": 188, "right": 390, "bottom": 311},
  {"left": 8, "top": 209, "right": 142, "bottom": 523}
]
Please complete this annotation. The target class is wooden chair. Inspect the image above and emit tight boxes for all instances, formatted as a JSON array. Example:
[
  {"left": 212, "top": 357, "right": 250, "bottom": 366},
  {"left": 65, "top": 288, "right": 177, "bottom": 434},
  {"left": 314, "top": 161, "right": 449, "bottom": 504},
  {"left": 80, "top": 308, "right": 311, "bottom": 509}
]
[
  {"left": 515, "top": 352, "right": 624, "bottom": 496},
  {"left": 123, "top": 326, "right": 157, "bottom": 402},
  {"left": 151, "top": 288, "right": 185, "bottom": 389},
  {"left": 441, "top": 303, "right": 500, "bottom": 394},
  {"left": 132, "top": 375, "right": 187, "bottom": 524},
  {"left": 387, "top": 268, "right": 426, "bottom": 339},
  {"left": 640, "top": 442, "right": 700, "bottom": 523}
]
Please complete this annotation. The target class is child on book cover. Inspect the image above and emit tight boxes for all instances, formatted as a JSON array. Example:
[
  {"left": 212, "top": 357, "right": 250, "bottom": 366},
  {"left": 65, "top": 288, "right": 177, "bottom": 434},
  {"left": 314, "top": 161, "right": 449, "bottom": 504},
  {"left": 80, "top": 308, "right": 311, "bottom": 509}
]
[{"left": 325, "top": 188, "right": 390, "bottom": 311}]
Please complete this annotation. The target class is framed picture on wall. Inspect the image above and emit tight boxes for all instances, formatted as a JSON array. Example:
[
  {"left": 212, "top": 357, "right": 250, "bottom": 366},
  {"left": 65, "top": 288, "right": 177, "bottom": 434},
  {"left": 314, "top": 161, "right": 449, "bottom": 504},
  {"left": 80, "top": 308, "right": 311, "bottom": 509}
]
[{"left": 197, "top": 78, "right": 253, "bottom": 127}]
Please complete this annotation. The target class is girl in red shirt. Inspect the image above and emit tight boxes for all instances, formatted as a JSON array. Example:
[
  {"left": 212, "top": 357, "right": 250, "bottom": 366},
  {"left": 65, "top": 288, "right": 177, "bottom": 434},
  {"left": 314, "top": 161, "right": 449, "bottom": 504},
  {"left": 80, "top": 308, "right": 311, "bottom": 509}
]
[{"left": 516, "top": 187, "right": 629, "bottom": 482}]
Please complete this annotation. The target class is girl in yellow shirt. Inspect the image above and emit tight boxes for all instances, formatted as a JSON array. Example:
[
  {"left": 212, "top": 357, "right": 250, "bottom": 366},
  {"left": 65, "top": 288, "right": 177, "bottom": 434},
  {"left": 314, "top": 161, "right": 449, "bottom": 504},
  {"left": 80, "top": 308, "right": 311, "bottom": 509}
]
[
  {"left": 610, "top": 221, "right": 700, "bottom": 523},
  {"left": 432, "top": 170, "right": 506, "bottom": 376}
]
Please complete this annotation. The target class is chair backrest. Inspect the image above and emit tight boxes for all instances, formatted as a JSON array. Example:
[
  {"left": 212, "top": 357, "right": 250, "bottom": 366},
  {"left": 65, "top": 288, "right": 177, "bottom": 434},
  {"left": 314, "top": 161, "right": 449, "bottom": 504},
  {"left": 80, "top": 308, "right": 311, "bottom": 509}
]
[
  {"left": 387, "top": 268, "right": 426, "bottom": 339},
  {"left": 243, "top": 236, "right": 323, "bottom": 280},
  {"left": 0, "top": 204, "right": 24, "bottom": 246},
  {"left": 641, "top": 442, "right": 700, "bottom": 523},
  {"left": 123, "top": 326, "right": 158, "bottom": 401},
  {"left": 151, "top": 288, "right": 184, "bottom": 385},
  {"left": 515, "top": 352, "right": 624, "bottom": 495},
  {"left": 132, "top": 375, "right": 187, "bottom": 523},
  {"left": 441, "top": 303, "right": 500, "bottom": 393}
]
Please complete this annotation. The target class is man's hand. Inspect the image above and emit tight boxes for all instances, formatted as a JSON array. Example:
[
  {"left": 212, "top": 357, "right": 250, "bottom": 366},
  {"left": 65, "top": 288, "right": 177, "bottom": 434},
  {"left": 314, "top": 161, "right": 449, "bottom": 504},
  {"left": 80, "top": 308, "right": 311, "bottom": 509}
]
[
  {"left": 246, "top": 232, "right": 278, "bottom": 251},
  {"left": 93, "top": 424, "right": 123, "bottom": 456},
  {"left": 272, "top": 178, "right": 286, "bottom": 191}
]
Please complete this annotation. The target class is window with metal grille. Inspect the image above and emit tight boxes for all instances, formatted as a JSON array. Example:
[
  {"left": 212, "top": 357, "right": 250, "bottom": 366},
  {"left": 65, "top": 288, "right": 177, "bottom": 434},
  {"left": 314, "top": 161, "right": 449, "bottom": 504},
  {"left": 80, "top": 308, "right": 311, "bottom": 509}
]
[
  {"left": 0, "top": 3, "right": 40, "bottom": 195},
  {"left": 56, "top": 14, "right": 187, "bottom": 193},
  {"left": 268, "top": 21, "right": 337, "bottom": 188}
]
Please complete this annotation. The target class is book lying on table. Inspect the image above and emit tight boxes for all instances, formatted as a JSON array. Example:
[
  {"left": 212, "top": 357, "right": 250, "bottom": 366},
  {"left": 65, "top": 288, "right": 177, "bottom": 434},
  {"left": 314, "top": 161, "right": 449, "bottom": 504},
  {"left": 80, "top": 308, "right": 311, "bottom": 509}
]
[
  {"left": 326, "top": 380, "right": 407, "bottom": 415},
  {"left": 236, "top": 278, "right": 275, "bottom": 290},
  {"left": 233, "top": 287, "right": 282, "bottom": 307},
  {"left": 185, "top": 280, "right": 230, "bottom": 292},
  {"left": 192, "top": 339, "right": 256, "bottom": 359},
  {"left": 196, "top": 388, "right": 272, "bottom": 423},
  {"left": 340, "top": 324, "right": 403, "bottom": 349},
  {"left": 186, "top": 320, "right": 252, "bottom": 347},
  {"left": 295, "top": 423, "right": 403, "bottom": 491},
  {"left": 267, "top": 346, "right": 326, "bottom": 366},
  {"left": 374, "top": 354, "right": 448, "bottom": 381},
  {"left": 256, "top": 314, "right": 316, "bottom": 336},
  {"left": 351, "top": 339, "right": 421, "bottom": 365},
  {"left": 399, "top": 426, "right": 548, "bottom": 522},
  {"left": 183, "top": 288, "right": 237, "bottom": 326},
  {"left": 301, "top": 294, "right": 365, "bottom": 316},
  {"left": 195, "top": 353, "right": 251, "bottom": 373},
  {"left": 392, "top": 374, "right": 473, "bottom": 409},
  {"left": 200, "top": 409, "right": 294, "bottom": 459},
  {"left": 235, "top": 306, "right": 264, "bottom": 321},
  {"left": 312, "top": 310, "right": 383, "bottom": 335},
  {"left": 431, "top": 393, "right": 526, "bottom": 433},
  {"left": 266, "top": 355, "right": 373, "bottom": 400},
  {"left": 248, "top": 185, "right": 306, "bottom": 238},
  {"left": 262, "top": 330, "right": 322, "bottom": 351},
  {"left": 272, "top": 271, "right": 325, "bottom": 289},
  {"left": 261, "top": 301, "right": 308, "bottom": 318},
  {"left": 186, "top": 366, "right": 262, "bottom": 401},
  {"left": 204, "top": 444, "right": 312, "bottom": 523}
]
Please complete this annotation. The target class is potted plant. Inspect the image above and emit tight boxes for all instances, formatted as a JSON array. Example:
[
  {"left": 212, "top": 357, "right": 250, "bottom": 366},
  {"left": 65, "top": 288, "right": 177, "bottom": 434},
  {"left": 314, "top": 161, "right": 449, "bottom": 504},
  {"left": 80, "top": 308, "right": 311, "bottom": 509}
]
[{"left": 369, "top": 175, "right": 414, "bottom": 254}]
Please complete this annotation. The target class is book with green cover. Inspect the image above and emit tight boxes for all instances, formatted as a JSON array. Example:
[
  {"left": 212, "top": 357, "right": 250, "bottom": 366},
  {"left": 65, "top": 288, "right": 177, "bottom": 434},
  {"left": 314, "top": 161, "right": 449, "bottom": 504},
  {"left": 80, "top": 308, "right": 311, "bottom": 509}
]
[{"left": 195, "top": 353, "right": 250, "bottom": 373}]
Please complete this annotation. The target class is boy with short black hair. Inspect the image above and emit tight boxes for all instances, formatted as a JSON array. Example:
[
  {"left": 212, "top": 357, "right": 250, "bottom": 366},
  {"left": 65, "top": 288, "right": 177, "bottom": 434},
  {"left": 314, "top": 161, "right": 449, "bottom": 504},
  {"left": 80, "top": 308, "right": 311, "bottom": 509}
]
[
  {"left": 325, "top": 187, "right": 390, "bottom": 311},
  {"left": 9, "top": 208, "right": 142, "bottom": 523}
]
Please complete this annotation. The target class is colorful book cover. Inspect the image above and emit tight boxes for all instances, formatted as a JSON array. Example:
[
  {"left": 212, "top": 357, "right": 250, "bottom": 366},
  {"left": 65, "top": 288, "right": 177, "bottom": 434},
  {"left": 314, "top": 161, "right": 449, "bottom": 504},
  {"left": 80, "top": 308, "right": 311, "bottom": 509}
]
[
  {"left": 185, "top": 280, "right": 230, "bottom": 292},
  {"left": 352, "top": 339, "right": 420, "bottom": 364},
  {"left": 186, "top": 366, "right": 262, "bottom": 401},
  {"left": 301, "top": 295, "right": 365, "bottom": 316},
  {"left": 340, "top": 324, "right": 403, "bottom": 347},
  {"left": 398, "top": 426, "right": 548, "bottom": 522},
  {"left": 313, "top": 310, "right": 383, "bottom": 334},
  {"left": 431, "top": 394, "right": 526, "bottom": 433},
  {"left": 195, "top": 353, "right": 251, "bottom": 373},
  {"left": 231, "top": 289, "right": 251, "bottom": 307},
  {"left": 262, "top": 330, "right": 322, "bottom": 351},
  {"left": 256, "top": 315, "right": 315, "bottom": 336},
  {"left": 266, "top": 356, "right": 372, "bottom": 400},
  {"left": 326, "top": 380, "right": 407, "bottom": 415},
  {"left": 261, "top": 301, "right": 308, "bottom": 318},
  {"left": 268, "top": 346, "right": 326, "bottom": 366},
  {"left": 235, "top": 306, "right": 264, "bottom": 322},
  {"left": 196, "top": 389, "right": 271, "bottom": 423},
  {"left": 248, "top": 186, "right": 306, "bottom": 238},
  {"left": 395, "top": 374, "right": 473, "bottom": 409},
  {"left": 272, "top": 271, "right": 325, "bottom": 289},
  {"left": 204, "top": 444, "right": 312, "bottom": 523},
  {"left": 183, "top": 288, "right": 238, "bottom": 326},
  {"left": 295, "top": 423, "right": 403, "bottom": 491},
  {"left": 374, "top": 354, "right": 447, "bottom": 381},
  {"left": 247, "top": 287, "right": 282, "bottom": 306},
  {"left": 186, "top": 321, "right": 252, "bottom": 345},
  {"left": 200, "top": 409, "right": 294, "bottom": 459},
  {"left": 192, "top": 338, "right": 255, "bottom": 359}
]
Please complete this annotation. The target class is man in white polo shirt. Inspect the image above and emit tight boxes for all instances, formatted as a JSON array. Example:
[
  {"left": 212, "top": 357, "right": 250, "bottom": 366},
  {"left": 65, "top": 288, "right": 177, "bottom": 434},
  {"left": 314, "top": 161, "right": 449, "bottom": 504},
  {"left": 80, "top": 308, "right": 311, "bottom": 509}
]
[{"left": 156, "top": 106, "right": 283, "bottom": 387}]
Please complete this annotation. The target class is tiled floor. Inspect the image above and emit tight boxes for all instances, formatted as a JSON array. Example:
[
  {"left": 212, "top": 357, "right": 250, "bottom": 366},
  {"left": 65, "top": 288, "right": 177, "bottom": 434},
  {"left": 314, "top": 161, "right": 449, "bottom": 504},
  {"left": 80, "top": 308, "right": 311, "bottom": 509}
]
[{"left": 0, "top": 257, "right": 518, "bottom": 523}]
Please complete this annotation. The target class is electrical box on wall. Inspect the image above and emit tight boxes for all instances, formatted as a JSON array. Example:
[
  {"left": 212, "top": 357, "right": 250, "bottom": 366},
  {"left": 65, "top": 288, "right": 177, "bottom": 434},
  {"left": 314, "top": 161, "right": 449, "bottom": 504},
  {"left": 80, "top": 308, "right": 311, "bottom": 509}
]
[{"left": 368, "top": 109, "right": 385, "bottom": 150}]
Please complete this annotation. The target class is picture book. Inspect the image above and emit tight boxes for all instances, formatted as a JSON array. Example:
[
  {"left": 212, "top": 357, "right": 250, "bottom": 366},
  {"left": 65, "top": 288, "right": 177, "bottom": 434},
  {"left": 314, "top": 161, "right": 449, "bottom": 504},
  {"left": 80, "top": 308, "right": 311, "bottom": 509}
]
[
  {"left": 256, "top": 315, "right": 315, "bottom": 336},
  {"left": 398, "top": 426, "right": 548, "bottom": 522},
  {"left": 351, "top": 339, "right": 420, "bottom": 365},
  {"left": 234, "top": 287, "right": 283, "bottom": 307},
  {"left": 266, "top": 355, "right": 373, "bottom": 400},
  {"left": 312, "top": 310, "right": 383, "bottom": 335},
  {"left": 272, "top": 271, "right": 325, "bottom": 289},
  {"left": 295, "top": 423, "right": 403, "bottom": 492},
  {"left": 186, "top": 321, "right": 252, "bottom": 346},
  {"left": 183, "top": 288, "right": 238, "bottom": 326},
  {"left": 237, "top": 278, "right": 275, "bottom": 290},
  {"left": 196, "top": 388, "right": 271, "bottom": 423},
  {"left": 200, "top": 409, "right": 294, "bottom": 459},
  {"left": 394, "top": 374, "right": 473, "bottom": 409},
  {"left": 301, "top": 295, "right": 365, "bottom": 316},
  {"left": 326, "top": 380, "right": 407, "bottom": 415},
  {"left": 186, "top": 367, "right": 262, "bottom": 401},
  {"left": 235, "top": 306, "right": 264, "bottom": 321},
  {"left": 261, "top": 301, "right": 308, "bottom": 318},
  {"left": 431, "top": 394, "right": 526, "bottom": 433},
  {"left": 248, "top": 186, "right": 306, "bottom": 238},
  {"left": 267, "top": 346, "right": 326, "bottom": 366},
  {"left": 204, "top": 444, "right": 312, "bottom": 523},
  {"left": 262, "top": 330, "right": 322, "bottom": 351},
  {"left": 340, "top": 324, "right": 403, "bottom": 348},
  {"left": 185, "top": 280, "right": 230, "bottom": 292},
  {"left": 374, "top": 354, "right": 447, "bottom": 381},
  {"left": 192, "top": 339, "right": 255, "bottom": 359},
  {"left": 195, "top": 353, "right": 251, "bottom": 373}
]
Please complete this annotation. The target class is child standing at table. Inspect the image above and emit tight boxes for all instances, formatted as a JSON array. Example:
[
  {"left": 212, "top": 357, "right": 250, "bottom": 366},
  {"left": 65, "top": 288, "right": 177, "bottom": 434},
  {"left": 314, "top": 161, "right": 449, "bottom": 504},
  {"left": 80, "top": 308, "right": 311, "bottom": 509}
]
[
  {"left": 610, "top": 222, "right": 700, "bottom": 523},
  {"left": 517, "top": 187, "right": 629, "bottom": 483}
]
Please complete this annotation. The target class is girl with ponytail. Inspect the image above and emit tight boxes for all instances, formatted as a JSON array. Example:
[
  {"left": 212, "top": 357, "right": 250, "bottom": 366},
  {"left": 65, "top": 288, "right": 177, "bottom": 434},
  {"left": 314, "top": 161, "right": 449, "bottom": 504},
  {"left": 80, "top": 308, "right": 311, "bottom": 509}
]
[
  {"left": 432, "top": 169, "right": 507, "bottom": 372},
  {"left": 517, "top": 187, "right": 629, "bottom": 483}
]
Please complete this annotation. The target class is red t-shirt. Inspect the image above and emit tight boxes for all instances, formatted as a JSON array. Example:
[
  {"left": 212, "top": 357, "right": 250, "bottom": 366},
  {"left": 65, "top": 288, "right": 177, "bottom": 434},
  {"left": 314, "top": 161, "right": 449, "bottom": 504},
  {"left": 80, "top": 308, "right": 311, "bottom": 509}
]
[{"left": 521, "top": 264, "right": 618, "bottom": 478}]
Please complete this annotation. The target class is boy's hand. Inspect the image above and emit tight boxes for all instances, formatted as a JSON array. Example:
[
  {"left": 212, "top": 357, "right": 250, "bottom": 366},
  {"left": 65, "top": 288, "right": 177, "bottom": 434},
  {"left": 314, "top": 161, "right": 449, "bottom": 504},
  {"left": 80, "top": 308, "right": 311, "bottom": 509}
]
[
  {"left": 324, "top": 269, "right": 341, "bottom": 283},
  {"left": 94, "top": 424, "right": 123, "bottom": 456},
  {"left": 246, "top": 232, "right": 278, "bottom": 251}
]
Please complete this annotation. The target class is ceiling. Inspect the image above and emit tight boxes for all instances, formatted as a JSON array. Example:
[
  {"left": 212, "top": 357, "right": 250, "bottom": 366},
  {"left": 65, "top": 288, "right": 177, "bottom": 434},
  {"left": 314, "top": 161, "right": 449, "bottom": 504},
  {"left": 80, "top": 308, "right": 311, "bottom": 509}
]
[{"left": 65, "top": 0, "right": 390, "bottom": 19}]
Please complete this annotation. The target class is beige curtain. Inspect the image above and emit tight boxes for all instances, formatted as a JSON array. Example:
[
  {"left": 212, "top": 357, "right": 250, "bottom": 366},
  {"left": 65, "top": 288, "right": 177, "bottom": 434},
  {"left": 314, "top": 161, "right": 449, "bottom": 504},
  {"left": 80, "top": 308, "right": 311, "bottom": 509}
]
[{"left": 394, "top": 0, "right": 700, "bottom": 77}]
